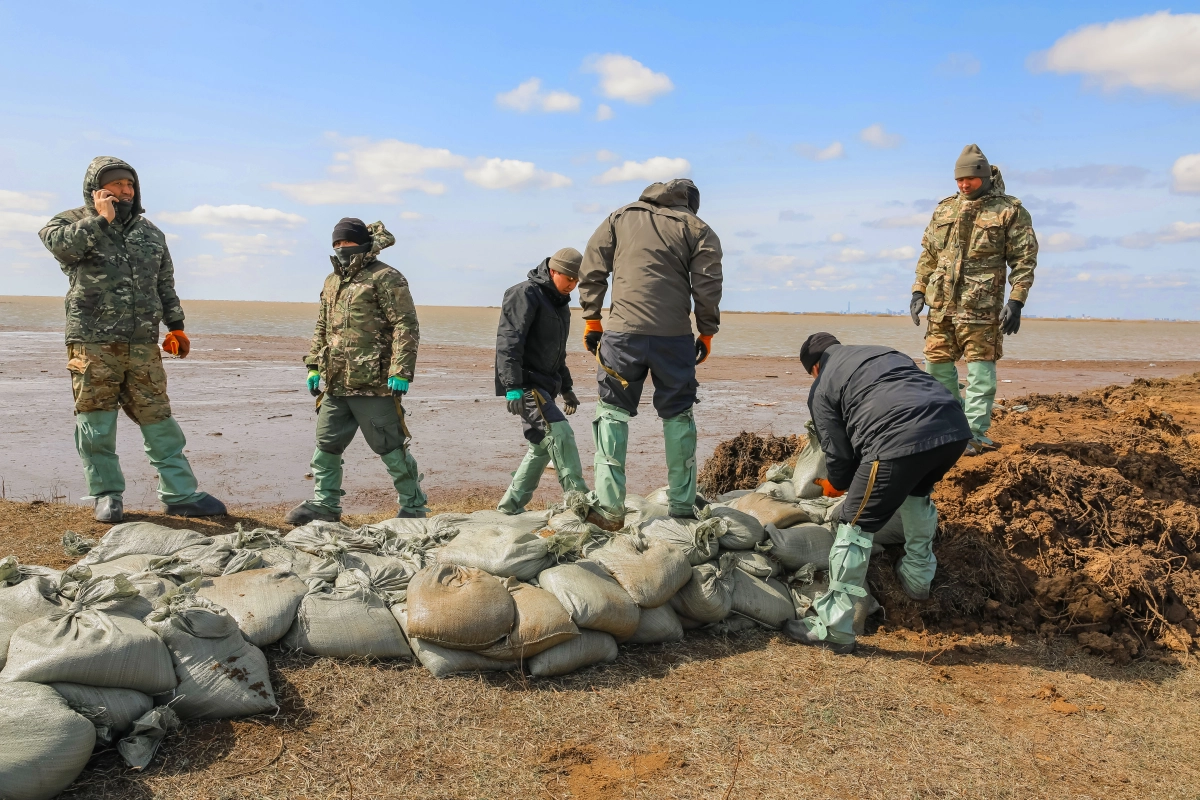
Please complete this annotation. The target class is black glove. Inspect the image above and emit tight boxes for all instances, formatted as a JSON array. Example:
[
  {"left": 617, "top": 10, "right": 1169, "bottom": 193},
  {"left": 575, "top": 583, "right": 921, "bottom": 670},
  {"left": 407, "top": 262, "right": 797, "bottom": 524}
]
[
  {"left": 562, "top": 389, "right": 580, "bottom": 416},
  {"left": 584, "top": 330, "right": 602, "bottom": 355},
  {"left": 999, "top": 299, "right": 1023, "bottom": 335},
  {"left": 910, "top": 292, "right": 925, "bottom": 326}
]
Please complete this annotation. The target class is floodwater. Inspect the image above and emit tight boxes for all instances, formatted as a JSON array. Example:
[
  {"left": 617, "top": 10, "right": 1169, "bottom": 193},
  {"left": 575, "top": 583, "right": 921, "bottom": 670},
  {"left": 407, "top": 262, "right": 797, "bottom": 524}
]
[{"left": 4, "top": 295, "right": 1199, "bottom": 360}]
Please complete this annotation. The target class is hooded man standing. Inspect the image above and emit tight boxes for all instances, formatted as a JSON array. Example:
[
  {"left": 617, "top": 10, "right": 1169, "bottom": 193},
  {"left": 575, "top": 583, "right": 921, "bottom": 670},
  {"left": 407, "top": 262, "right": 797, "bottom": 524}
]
[
  {"left": 494, "top": 248, "right": 589, "bottom": 513},
  {"left": 39, "top": 156, "right": 227, "bottom": 523},
  {"left": 285, "top": 218, "right": 428, "bottom": 525},
  {"left": 910, "top": 144, "right": 1038, "bottom": 454},
  {"left": 578, "top": 178, "right": 723, "bottom": 530}
]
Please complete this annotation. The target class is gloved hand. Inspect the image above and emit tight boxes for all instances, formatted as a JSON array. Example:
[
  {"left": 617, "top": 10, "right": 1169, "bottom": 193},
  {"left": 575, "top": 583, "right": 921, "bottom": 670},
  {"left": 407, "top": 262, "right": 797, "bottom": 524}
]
[
  {"left": 388, "top": 375, "right": 409, "bottom": 394},
  {"left": 583, "top": 319, "right": 603, "bottom": 355},
  {"left": 814, "top": 478, "right": 846, "bottom": 498},
  {"left": 999, "top": 299, "right": 1023, "bottom": 335},
  {"left": 162, "top": 330, "right": 190, "bottom": 358},
  {"left": 695, "top": 334, "right": 713, "bottom": 365},
  {"left": 910, "top": 292, "right": 925, "bottom": 326},
  {"left": 306, "top": 370, "right": 321, "bottom": 393},
  {"left": 505, "top": 388, "right": 524, "bottom": 415},
  {"left": 562, "top": 389, "right": 580, "bottom": 415}
]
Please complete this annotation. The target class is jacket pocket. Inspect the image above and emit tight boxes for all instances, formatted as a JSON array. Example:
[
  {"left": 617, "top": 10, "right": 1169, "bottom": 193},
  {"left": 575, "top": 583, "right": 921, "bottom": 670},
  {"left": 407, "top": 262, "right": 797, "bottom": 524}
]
[
  {"left": 347, "top": 351, "right": 384, "bottom": 388},
  {"left": 970, "top": 220, "right": 1004, "bottom": 256},
  {"left": 933, "top": 222, "right": 953, "bottom": 250},
  {"left": 960, "top": 273, "right": 1001, "bottom": 311},
  {"left": 924, "top": 268, "right": 948, "bottom": 308}
]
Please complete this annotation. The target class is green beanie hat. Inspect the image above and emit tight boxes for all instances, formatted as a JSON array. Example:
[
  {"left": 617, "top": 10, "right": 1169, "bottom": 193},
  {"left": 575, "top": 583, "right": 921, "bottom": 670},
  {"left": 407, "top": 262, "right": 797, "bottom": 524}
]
[{"left": 954, "top": 144, "right": 990, "bottom": 180}]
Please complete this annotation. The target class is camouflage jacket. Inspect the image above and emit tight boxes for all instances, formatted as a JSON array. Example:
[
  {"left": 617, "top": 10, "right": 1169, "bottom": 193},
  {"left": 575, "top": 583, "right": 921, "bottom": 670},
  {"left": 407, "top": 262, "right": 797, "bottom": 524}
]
[
  {"left": 912, "top": 167, "right": 1038, "bottom": 324},
  {"left": 304, "top": 223, "right": 419, "bottom": 396},
  {"left": 40, "top": 156, "right": 184, "bottom": 344}
]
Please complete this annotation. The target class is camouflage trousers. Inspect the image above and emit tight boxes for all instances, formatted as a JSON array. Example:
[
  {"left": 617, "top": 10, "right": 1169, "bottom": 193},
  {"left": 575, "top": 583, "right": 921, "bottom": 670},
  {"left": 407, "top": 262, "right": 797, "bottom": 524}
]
[
  {"left": 923, "top": 316, "right": 1003, "bottom": 363},
  {"left": 66, "top": 343, "right": 173, "bottom": 425}
]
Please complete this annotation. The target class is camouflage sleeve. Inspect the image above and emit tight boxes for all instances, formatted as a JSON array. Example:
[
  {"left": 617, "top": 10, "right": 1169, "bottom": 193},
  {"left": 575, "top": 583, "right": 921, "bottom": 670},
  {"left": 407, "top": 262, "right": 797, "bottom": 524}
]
[
  {"left": 912, "top": 214, "right": 940, "bottom": 295},
  {"left": 379, "top": 272, "right": 420, "bottom": 381},
  {"left": 578, "top": 217, "right": 615, "bottom": 321},
  {"left": 38, "top": 214, "right": 107, "bottom": 273},
  {"left": 689, "top": 224, "right": 723, "bottom": 336},
  {"left": 304, "top": 284, "right": 328, "bottom": 371},
  {"left": 1005, "top": 205, "right": 1038, "bottom": 305},
  {"left": 156, "top": 239, "right": 185, "bottom": 329}
]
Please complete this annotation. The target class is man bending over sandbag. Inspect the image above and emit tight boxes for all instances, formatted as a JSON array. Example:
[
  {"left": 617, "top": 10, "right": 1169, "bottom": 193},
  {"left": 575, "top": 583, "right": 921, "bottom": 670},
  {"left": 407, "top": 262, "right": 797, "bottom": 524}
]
[
  {"left": 285, "top": 218, "right": 428, "bottom": 525},
  {"left": 494, "top": 248, "right": 589, "bottom": 513},
  {"left": 787, "top": 333, "right": 971, "bottom": 654}
]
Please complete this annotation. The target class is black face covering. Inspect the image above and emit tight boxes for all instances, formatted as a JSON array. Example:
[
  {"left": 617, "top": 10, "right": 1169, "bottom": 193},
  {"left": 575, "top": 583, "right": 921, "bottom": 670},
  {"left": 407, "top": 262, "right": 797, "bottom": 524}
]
[
  {"left": 334, "top": 243, "right": 371, "bottom": 267},
  {"left": 115, "top": 200, "right": 135, "bottom": 222}
]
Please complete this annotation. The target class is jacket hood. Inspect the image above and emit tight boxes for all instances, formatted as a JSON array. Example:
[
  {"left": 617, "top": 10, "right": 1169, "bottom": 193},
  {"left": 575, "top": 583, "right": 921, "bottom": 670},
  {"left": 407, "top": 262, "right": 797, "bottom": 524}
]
[
  {"left": 83, "top": 156, "right": 144, "bottom": 216},
  {"left": 987, "top": 165, "right": 1006, "bottom": 196},
  {"left": 529, "top": 258, "right": 571, "bottom": 306},
  {"left": 639, "top": 178, "right": 698, "bottom": 211}
]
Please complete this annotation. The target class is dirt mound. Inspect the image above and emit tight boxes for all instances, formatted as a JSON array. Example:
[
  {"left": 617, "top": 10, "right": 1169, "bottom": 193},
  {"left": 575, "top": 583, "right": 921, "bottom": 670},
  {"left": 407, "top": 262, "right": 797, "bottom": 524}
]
[
  {"left": 701, "top": 373, "right": 1200, "bottom": 662},
  {"left": 698, "top": 432, "right": 803, "bottom": 495}
]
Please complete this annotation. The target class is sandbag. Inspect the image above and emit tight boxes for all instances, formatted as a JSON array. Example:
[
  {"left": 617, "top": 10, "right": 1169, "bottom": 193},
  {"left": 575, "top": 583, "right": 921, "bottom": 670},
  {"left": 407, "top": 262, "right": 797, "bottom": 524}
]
[
  {"left": 463, "top": 509, "right": 553, "bottom": 536},
  {"left": 791, "top": 581, "right": 880, "bottom": 635},
  {"left": 590, "top": 532, "right": 691, "bottom": 608},
  {"left": 86, "top": 554, "right": 159, "bottom": 577},
  {"left": 728, "top": 550, "right": 780, "bottom": 580},
  {"left": 730, "top": 492, "right": 813, "bottom": 528},
  {"left": 259, "top": 546, "right": 340, "bottom": 583},
  {"left": 767, "top": 523, "right": 834, "bottom": 571},
  {"left": 791, "top": 422, "right": 829, "bottom": 499},
  {"left": 641, "top": 515, "right": 725, "bottom": 566},
  {"left": 624, "top": 494, "right": 670, "bottom": 527},
  {"left": 0, "top": 557, "right": 60, "bottom": 589},
  {"left": 625, "top": 603, "right": 684, "bottom": 645},
  {"left": 341, "top": 552, "right": 422, "bottom": 603},
  {"left": 755, "top": 480, "right": 798, "bottom": 502},
  {"left": 284, "top": 522, "right": 381, "bottom": 559},
  {"left": 537, "top": 562, "right": 640, "bottom": 641},
  {"left": 118, "top": 706, "right": 178, "bottom": 771},
  {"left": 1, "top": 575, "right": 176, "bottom": 694},
  {"left": 0, "top": 577, "right": 64, "bottom": 670},
  {"left": 171, "top": 540, "right": 255, "bottom": 576},
  {"left": 797, "top": 497, "right": 844, "bottom": 525},
  {"left": 281, "top": 570, "right": 411, "bottom": 659},
  {"left": 394, "top": 606, "right": 517, "bottom": 679},
  {"left": 81, "top": 522, "right": 213, "bottom": 566},
  {"left": 436, "top": 526, "right": 556, "bottom": 581},
  {"left": 123, "top": 559, "right": 204, "bottom": 607},
  {"left": 405, "top": 564, "right": 514, "bottom": 650},
  {"left": 195, "top": 567, "right": 308, "bottom": 647},
  {"left": 712, "top": 506, "right": 766, "bottom": 550},
  {"left": 51, "top": 682, "right": 153, "bottom": 745},
  {"left": 479, "top": 579, "right": 579, "bottom": 660},
  {"left": 670, "top": 554, "right": 737, "bottom": 624},
  {"left": 0, "top": 681, "right": 96, "bottom": 800},
  {"left": 730, "top": 570, "right": 795, "bottom": 629},
  {"left": 528, "top": 630, "right": 619, "bottom": 677}
]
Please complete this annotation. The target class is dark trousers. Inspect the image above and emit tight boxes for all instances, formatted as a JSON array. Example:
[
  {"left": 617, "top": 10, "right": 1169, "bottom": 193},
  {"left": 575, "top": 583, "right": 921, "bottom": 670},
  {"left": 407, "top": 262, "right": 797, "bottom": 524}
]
[
  {"left": 519, "top": 389, "right": 566, "bottom": 445},
  {"left": 596, "top": 332, "right": 697, "bottom": 418},
  {"left": 838, "top": 440, "right": 968, "bottom": 532}
]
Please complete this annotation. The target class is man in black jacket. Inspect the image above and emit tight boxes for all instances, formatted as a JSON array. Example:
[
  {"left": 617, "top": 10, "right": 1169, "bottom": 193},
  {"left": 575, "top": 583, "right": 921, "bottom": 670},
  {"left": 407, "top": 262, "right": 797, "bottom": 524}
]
[
  {"left": 786, "top": 332, "right": 971, "bottom": 653},
  {"left": 495, "top": 248, "right": 589, "bottom": 514}
]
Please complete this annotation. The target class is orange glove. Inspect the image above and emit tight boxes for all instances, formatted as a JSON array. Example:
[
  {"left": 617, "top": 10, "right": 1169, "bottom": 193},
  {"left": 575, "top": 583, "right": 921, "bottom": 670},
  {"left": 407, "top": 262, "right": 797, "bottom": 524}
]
[
  {"left": 814, "top": 478, "right": 845, "bottom": 498},
  {"left": 162, "top": 330, "right": 190, "bottom": 358},
  {"left": 695, "top": 334, "right": 713, "bottom": 365},
  {"left": 583, "top": 319, "right": 603, "bottom": 355}
]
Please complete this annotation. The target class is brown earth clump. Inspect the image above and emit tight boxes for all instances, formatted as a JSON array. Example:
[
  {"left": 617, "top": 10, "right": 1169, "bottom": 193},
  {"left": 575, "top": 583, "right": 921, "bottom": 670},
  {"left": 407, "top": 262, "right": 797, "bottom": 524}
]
[{"left": 698, "top": 431, "right": 803, "bottom": 495}]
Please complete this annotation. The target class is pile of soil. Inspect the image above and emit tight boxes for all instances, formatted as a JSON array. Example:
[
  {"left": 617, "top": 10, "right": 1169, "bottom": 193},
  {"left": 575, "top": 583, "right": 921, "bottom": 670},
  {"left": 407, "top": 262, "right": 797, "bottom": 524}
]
[
  {"left": 698, "top": 432, "right": 803, "bottom": 495},
  {"left": 701, "top": 374, "right": 1200, "bottom": 662}
]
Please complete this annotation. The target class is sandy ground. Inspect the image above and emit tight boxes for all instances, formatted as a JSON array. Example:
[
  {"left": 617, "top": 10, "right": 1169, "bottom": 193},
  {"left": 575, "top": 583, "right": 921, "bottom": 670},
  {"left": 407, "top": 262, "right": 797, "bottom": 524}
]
[{"left": 2, "top": 329, "right": 1196, "bottom": 512}]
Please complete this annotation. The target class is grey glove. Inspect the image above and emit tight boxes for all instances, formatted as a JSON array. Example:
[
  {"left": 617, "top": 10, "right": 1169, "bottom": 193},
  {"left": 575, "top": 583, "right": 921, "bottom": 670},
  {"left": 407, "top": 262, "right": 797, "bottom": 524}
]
[
  {"left": 562, "top": 389, "right": 579, "bottom": 416},
  {"left": 506, "top": 389, "right": 524, "bottom": 415},
  {"left": 910, "top": 292, "right": 925, "bottom": 326},
  {"left": 999, "top": 299, "right": 1023, "bottom": 335}
]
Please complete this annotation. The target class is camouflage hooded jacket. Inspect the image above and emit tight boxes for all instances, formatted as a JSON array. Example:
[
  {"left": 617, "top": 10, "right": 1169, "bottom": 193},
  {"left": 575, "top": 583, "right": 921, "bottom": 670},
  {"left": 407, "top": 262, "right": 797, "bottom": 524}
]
[
  {"left": 304, "top": 223, "right": 420, "bottom": 396},
  {"left": 912, "top": 166, "right": 1038, "bottom": 324},
  {"left": 39, "top": 156, "right": 184, "bottom": 344}
]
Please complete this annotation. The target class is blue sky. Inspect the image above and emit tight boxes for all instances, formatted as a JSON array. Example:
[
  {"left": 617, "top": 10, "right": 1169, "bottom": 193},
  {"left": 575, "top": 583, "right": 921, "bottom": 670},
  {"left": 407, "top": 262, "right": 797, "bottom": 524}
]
[{"left": 1, "top": 1, "right": 1198, "bottom": 318}]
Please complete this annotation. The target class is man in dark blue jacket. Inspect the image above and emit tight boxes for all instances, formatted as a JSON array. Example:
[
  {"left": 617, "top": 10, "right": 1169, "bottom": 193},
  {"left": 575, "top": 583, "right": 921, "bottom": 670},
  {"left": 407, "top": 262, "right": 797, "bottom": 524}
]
[
  {"left": 787, "top": 332, "right": 971, "bottom": 653},
  {"left": 494, "top": 248, "right": 589, "bottom": 513}
]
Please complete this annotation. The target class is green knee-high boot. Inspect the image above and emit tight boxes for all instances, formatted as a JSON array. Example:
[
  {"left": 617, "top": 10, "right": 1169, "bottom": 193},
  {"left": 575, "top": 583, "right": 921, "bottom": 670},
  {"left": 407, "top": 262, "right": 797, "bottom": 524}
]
[
  {"left": 587, "top": 401, "right": 630, "bottom": 523},
  {"left": 662, "top": 408, "right": 698, "bottom": 516},
  {"left": 964, "top": 361, "right": 998, "bottom": 442},
  {"left": 310, "top": 448, "right": 346, "bottom": 514},
  {"left": 498, "top": 439, "right": 552, "bottom": 514},
  {"left": 75, "top": 410, "right": 124, "bottom": 498},
  {"left": 799, "top": 522, "right": 875, "bottom": 645},
  {"left": 547, "top": 420, "right": 588, "bottom": 495},
  {"left": 896, "top": 495, "right": 938, "bottom": 599},
  {"left": 925, "top": 361, "right": 962, "bottom": 404},
  {"left": 140, "top": 417, "right": 205, "bottom": 505},
  {"left": 380, "top": 446, "right": 428, "bottom": 515}
]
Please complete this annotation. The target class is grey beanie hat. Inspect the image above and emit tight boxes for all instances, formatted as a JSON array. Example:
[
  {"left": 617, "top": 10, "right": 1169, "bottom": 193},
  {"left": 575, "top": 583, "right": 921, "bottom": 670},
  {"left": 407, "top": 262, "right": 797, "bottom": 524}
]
[
  {"left": 548, "top": 247, "right": 583, "bottom": 279},
  {"left": 954, "top": 144, "right": 990, "bottom": 180},
  {"left": 96, "top": 167, "right": 135, "bottom": 187}
]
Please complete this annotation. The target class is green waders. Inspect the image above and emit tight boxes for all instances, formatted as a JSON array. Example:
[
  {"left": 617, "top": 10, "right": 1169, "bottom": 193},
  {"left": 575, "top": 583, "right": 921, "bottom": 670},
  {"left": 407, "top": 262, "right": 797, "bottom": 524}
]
[
  {"left": 75, "top": 411, "right": 206, "bottom": 505},
  {"left": 661, "top": 408, "right": 698, "bottom": 517},
  {"left": 140, "top": 417, "right": 207, "bottom": 506},
  {"left": 797, "top": 522, "right": 875, "bottom": 645},
  {"left": 926, "top": 361, "right": 997, "bottom": 443},
  {"left": 586, "top": 400, "right": 630, "bottom": 525},
  {"left": 895, "top": 495, "right": 938, "bottom": 599},
  {"left": 498, "top": 420, "right": 588, "bottom": 514},
  {"left": 925, "top": 361, "right": 962, "bottom": 404}
]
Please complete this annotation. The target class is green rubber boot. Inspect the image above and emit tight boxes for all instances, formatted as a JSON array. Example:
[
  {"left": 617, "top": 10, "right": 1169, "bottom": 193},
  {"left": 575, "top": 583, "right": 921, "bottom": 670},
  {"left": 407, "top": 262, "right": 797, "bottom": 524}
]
[
  {"left": 799, "top": 522, "right": 875, "bottom": 646},
  {"left": 498, "top": 439, "right": 552, "bottom": 514},
  {"left": 895, "top": 495, "right": 938, "bottom": 600},
  {"left": 587, "top": 401, "right": 630, "bottom": 525},
  {"left": 925, "top": 361, "right": 962, "bottom": 404},
  {"left": 75, "top": 410, "right": 124, "bottom": 499},
  {"left": 380, "top": 446, "right": 429, "bottom": 516},
  {"left": 964, "top": 361, "right": 998, "bottom": 443},
  {"left": 140, "top": 417, "right": 205, "bottom": 506},
  {"left": 662, "top": 408, "right": 698, "bottom": 517},
  {"left": 310, "top": 448, "right": 346, "bottom": 515}
]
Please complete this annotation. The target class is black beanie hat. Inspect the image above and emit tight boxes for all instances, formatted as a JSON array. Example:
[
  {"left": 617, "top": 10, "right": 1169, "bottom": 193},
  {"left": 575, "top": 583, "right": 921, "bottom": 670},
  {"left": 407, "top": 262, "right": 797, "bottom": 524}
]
[
  {"left": 332, "top": 217, "right": 371, "bottom": 246},
  {"left": 800, "top": 332, "right": 840, "bottom": 374}
]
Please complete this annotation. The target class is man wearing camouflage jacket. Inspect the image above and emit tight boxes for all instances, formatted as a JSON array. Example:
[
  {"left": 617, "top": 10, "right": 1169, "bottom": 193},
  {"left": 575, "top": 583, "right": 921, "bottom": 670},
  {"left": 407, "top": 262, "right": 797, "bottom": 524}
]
[
  {"left": 285, "top": 218, "right": 427, "bottom": 525},
  {"left": 40, "top": 156, "right": 227, "bottom": 522},
  {"left": 910, "top": 144, "right": 1038, "bottom": 453}
]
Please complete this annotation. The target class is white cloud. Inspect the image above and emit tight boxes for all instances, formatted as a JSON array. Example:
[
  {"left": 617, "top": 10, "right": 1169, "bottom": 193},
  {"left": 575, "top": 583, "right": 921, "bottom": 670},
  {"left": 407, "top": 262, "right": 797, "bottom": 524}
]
[
  {"left": 0, "top": 211, "right": 48, "bottom": 234},
  {"left": 937, "top": 53, "right": 981, "bottom": 76},
  {"left": 828, "top": 233, "right": 846, "bottom": 243},
  {"left": 835, "top": 248, "right": 868, "bottom": 263},
  {"left": 399, "top": 211, "right": 423, "bottom": 220},
  {"left": 595, "top": 149, "right": 620, "bottom": 162},
  {"left": 204, "top": 232, "right": 293, "bottom": 256},
  {"left": 1010, "top": 165, "right": 1149, "bottom": 188},
  {"left": 159, "top": 204, "right": 306, "bottom": 226},
  {"left": 0, "top": 190, "right": 54, "bottom": 212},
  {"left": 595, "top": 156, "right": 691, "bottom": 185},
  {"left": 860, "top": 123, "right": 903, "bottom": 149},
  {"left": 863, "top": 213, "right": 928, "bottom": 229},
  {"left": 877, "top": 245, "right": 917, "bottom": 261},
  {"left": 778, "top": 209, "right": 812, "bottom": 222},
  {"left": 584, "top": 54, "right": 674, "bottom": 104},
  {"left": 596, "top": 104, "right": 614, "bottom": 121},
  {"left": 1119, "top": 221, "right": 1200, "bottom": 249},
  {"left": 186, "top": 254, "right": 251, "bottom": 278},
  {"left": 1172, "top": 153, "right": 1200, "bottom": 193},
  {"left": 1031, "top": 11, "right": 1200, "bottom": 100},
  {"left": 496, "top": 78, "right": 581, "bottom": 113},
  {"left": 1042, "top": 231, "right": 1099, "bottom": 252},
  {"left": 794, "top": 141, "right": 845, "bottom": 161},
  {"left": 464, "top": 158, "right": 572, "bottom": 191},
  {"left": 574, "top": 202, "right": 603, "bottom": 214}
]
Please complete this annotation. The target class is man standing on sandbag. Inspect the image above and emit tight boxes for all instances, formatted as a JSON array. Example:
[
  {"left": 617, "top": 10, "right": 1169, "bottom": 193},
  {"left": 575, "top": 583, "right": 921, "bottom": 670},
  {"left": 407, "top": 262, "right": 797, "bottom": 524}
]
[
  {"left": 578, "top": 178, "right": 723, "bottom": 530},
  {"left": 285, "top": 218, "right": 428, "bottom": 525},
  {"left": 494, "top": 248, "right": 589, "bottom": 513},
  {"left": 787, "top": 333, "right": 971, "bottom": 654},
  {"left": 39, "top": 156, "right": 227, "bottom": 523},
  {"left": 909, "top": 144, "right": 1038, "bottom": 455}
]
